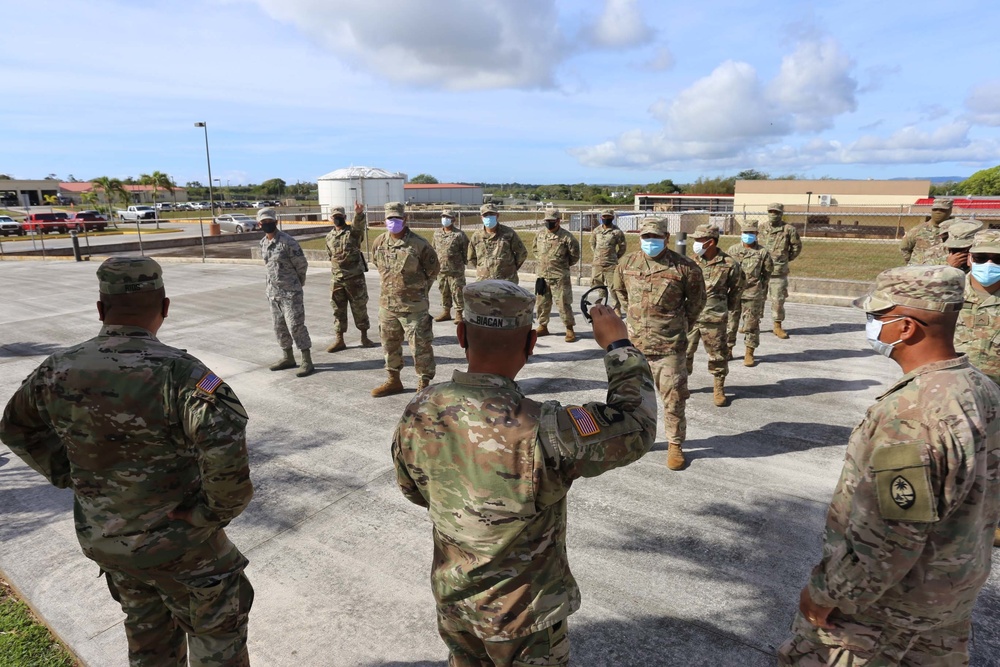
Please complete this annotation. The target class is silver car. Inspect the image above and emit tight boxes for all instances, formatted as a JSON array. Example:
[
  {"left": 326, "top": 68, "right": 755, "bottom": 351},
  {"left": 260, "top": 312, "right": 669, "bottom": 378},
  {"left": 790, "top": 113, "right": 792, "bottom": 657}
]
[
  {"left": 215, "top": 214, "right": 258, "bottom": 233},
  {"left": 0, "top": 215, "right": 24, "bottom": 236}
]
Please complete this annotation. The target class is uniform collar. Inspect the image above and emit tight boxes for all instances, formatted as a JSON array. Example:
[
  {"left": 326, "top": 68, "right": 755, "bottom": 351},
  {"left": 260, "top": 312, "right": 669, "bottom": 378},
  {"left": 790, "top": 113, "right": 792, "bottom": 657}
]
[
  {"left": 452, "top": 369, "right": 522, "bottom": 394},
  {"left": 99, "top": 324, "right": 157, "bottom": 340},
  {"left": 877, "top": 355, "right": 970, "bottom": 400}
]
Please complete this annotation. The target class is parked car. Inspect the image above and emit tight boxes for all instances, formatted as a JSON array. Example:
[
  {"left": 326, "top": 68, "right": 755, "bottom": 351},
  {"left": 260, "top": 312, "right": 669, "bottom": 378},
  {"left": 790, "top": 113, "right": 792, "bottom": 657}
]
[
  {"left": 66, "top": 211, "right": 109, "bottom": 232},
  {"left": 154, "top": 202, "right": 173, "bottom": 211},
  {"left": 174, "top": 202, "right": 193, "bottom": 211},
  {"left": 23, "top": 212, "right": 70, "bottom": 234},
  {"left": 116, "top": 205, "right": 157, "bottom": 222},
  {"left": 0, "top": 215, "right": 25, "bottom": 236},
  {"left": 214, "top": 214, "right": 258, "bottom": 233},
  {"left": 190, "top": 201, "right": 211, "bottom": 210}
]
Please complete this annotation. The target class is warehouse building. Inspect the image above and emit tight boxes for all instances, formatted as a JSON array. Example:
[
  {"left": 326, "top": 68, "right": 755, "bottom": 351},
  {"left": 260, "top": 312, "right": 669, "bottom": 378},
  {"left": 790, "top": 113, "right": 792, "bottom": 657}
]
[{"left": 404, "top": 183, "right": 484, "bottom": 206}]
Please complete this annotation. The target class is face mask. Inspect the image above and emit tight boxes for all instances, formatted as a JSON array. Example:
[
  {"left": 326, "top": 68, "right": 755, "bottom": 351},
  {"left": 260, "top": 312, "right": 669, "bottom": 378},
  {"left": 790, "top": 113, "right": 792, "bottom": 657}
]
[
  {"left": 441, "top": 217, "right": 452, "bottom": 228},
  {"left": 482, "top": 215, "right": 498, "bottom": 229},
  {"left": 971, "top": 261, "right": 1000, "bottom": 287},
  {"left": 545, "top": 221, "right": 558, "bottom": 231},
  {"left": 260, "top": 221, "right": 277, "bottom": 234},
  {"left": 741, "top": 233, "right": 757, "bottom": 244},
  {"left": 602, "top": 218, "right": 613, "bottom": 226},
  {"left": 693, "top": 241, "right": 706, "bottom": 256},
  {"left": 769, "top": 213, "right": 782, "bottom": 223},
  {"left": 641, "top": 238, "right": 665, "bottom": 257},
  {"left": 386, "top": 217, "right": 405, "bottom": 234},
  {"left": 865, "top": 315, "right": 905, "bottom": 358},
  {"left": 333, "top": 217, "right": 346, "bottom": 227}
]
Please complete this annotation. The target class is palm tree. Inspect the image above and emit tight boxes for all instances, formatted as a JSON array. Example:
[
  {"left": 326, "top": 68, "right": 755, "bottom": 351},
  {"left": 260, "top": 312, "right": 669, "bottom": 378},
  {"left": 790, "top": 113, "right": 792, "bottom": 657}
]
[
  {"left": 140, "top": 171, "right": 175, "bottom": 229},
  {"left": 91, "top": 177, "right": 122, "bottom": 227},
  {"left": 80, "top": 191, "right": 98, "bottom": 211}
]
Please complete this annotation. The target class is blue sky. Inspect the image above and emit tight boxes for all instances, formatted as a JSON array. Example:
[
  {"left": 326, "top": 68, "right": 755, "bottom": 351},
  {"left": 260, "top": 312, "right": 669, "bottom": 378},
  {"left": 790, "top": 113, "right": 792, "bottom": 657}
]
[{"left": 3, "top": 0, "right": 1000, "bottom": 186}]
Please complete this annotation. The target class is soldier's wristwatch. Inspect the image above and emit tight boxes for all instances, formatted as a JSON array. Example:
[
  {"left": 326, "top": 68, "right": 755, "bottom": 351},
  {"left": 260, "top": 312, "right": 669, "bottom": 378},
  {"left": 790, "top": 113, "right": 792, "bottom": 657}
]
[{"left": 606, "top": 338, "right": 633, "bottom": 352}]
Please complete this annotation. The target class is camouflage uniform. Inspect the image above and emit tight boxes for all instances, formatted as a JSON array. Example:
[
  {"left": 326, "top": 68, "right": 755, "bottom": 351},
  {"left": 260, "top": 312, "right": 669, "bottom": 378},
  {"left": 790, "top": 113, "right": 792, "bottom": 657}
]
[
  {"left": 780, "top": 265, "right": 1000, "bottom": 666},
  {"left": 0, "top": 257, "right": 254, "bottom": 667},
  {"left": 613, "top": 218, "right": 706, "bottom": 447},
  {"left": 955, "top": 230, "right": 1000, "bottom": 385},
  {"left": 433, "top": 214, "right": 470, "bottom": 320},
  {"left": 759, "top": 203, "right": 802, "bottom": 325},
  {"left": 372, "top": 206, "right": 440, "bottom": 384},
  {"left": 260, "top": 227, "right": 311, "bottom": 351},
  {"left": 900, "top": 199, "right": 953, "bottom": 265},
  {"left": 686, "top": 225, "right": 743, "bottom": 380},
  {"left": 941, "top": 219, "right": 984, "bottom": 274},
  {"left": 468, "top": 204, "right": 528, "bottom": 283},
  {"left": 590, "top": 210, "right": 627, "bottom": 312},
  {"left": 726, "top": 222, "right": 774, "bottom": 353},
  {"left": 325, "top": 207, "right": 370, "bottom": 334},
  {"left": 534, "top": 209, "right": 581, "bottom": 332},
  {"left": 392, "top": 280, "right": 657, "bottom": 664}
]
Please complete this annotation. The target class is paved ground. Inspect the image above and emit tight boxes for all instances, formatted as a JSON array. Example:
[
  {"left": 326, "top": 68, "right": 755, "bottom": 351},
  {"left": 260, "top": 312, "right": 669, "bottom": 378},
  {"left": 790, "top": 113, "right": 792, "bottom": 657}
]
[{"left": 1, "top": 260, "right": 999, "bottom": 667}]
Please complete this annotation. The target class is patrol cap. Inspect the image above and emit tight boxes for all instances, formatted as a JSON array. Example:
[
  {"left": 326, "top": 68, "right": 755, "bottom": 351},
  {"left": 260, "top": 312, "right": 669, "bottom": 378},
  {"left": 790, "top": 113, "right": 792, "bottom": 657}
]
[
  {"left": 97, "top": 256, "right": 164, "bottom": 295},
  {"left": 329, "top": 206, "right": 346, "bottom": 218},
  {"left": 256, "top": 207, "right": 277, "bottom": 222},
  {"left": 639, "top": 216, "right": 669, "bottom": 236},
  {"left": 463, "top": 280, "right": 534, "bottom": 329},
  {"left": 943, "top": 219, "right": 984, "bottom": 249},
  {"left": 740, "top": 219, "right": 760, "bottom": 232},
  {"left": 767, "top": 202, "right": 784, "bottom": 213},
  {"left": 853, "top": 265, "right": 965, "bottom": 313},
  {"left": 543, "top": 207, "right": 561, "bottom": 221},
  {"left": 480, "top": 203, "right": 498, "bottom": 216},
  {"left": 385, "top": 201, "right": 405, "bottom": 218},
  {"left": 931, "top": 197, "right": 954, "bottom": 211},
  {"left": 442, "top": 209, "right": 455, "bottom": 218},
  {"left": 691, "top": 223, "right": 719, "bottom": 240},
  {"left": 970, "top": 229, "right": 1000, "bottom": 254},
  {"left": 600, "top": 208, "right": 615, "bottom": 219}
]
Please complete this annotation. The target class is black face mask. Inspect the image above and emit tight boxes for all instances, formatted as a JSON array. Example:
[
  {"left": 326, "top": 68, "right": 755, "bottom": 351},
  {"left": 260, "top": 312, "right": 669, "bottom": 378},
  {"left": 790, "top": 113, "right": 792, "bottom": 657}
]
[
  {"left": 333, "top": 217, "right": 346, "bottom": 227},
  {"left": 602, "top": 218, "right": 613, "bottom": 225},
  {"left": 545, "top": 221, "right": 558, "bottom": 230},
  {"left": 260, "top": 221, "right": 277, "bottom": 233}
]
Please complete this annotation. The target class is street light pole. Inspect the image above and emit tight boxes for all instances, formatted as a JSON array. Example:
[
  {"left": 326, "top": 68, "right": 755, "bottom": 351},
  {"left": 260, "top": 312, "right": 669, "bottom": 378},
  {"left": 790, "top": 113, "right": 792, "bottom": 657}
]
[
  {"left": 194, "top": 122, "right": 212, "bottom": 262},
  {"left": 804, "top": 190, "right": 813, "bottom": 238}
]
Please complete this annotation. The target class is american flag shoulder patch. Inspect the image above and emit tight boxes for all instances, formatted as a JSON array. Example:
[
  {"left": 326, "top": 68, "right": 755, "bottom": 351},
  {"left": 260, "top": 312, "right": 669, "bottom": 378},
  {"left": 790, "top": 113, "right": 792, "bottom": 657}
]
[
  {"left": 196, "top": 372, "right": 224, "bottom": 394},
  {"left": 567, "top": 406, "right": 600, "bottom": 437}
]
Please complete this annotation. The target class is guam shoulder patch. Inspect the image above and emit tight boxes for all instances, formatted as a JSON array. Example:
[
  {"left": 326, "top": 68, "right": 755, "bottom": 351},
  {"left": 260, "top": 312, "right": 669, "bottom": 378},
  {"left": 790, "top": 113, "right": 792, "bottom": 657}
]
[{"left": 567, "top": 406, "right": 600, "bottom": 437}]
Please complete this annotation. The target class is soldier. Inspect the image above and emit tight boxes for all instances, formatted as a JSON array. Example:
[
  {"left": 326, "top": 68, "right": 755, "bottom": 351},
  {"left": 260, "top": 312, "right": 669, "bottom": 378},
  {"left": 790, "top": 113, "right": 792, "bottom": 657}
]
[
  {"left": 726, "top": 220, "right": 774, "bottom": 367},
  {"left": 259, "top": 207, "right": 314, "bottom": 377},
  {"left": 534, "top": 207, "right": 582, "bottom": 342},
  {"left": 467, "top": 202, "right": 528, "bottom": 283},
  {"left": 779, "top": 264, "right": 1000, "bottom": 666},
  {"left": 900, "top": 197, "right": 954, "bottom": 265},
  {"left": 433, "top": 208, "right": 469, "bottom": 323},
  {"left": 324, "top": 201, "right": 376, "bottom": 352},
  {"left": 0, "top": 257, "right": 254, "bottom": 666},
  {"left": 955, "top": 229, "right": 1000, "bottom": 386},
  {"left": 590, "top": 208, "right": 628, "bottom": 316},
  {"left": 613, "top": 217, "right": 705, "bottom": 471},
  {"left": 370, "top": 201, "right": 440, "bottom": 397},
  {"left": 941, "top": 219, "right": 983, "bottom": 273},
  {"left": 759, "top": 202, "right": 802, "bottom": 339},
  {"left": 392, "top": 280, "right": 656, "bottom": 665},
  {"left": 685, "top": 224, "right": 743, "bottom": 407}
]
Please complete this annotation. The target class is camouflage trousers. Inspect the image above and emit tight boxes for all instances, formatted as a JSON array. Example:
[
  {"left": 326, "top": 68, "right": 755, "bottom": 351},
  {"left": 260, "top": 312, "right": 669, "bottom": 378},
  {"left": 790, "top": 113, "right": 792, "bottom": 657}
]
[
  {"left": 269, "top": 293, "right": 311, "bottom": 351},
  {"left": 727, "top": 294, "right": 768, "bottom": 350},
  {"left": 686, "top": 317, "right": 730, "bottom": 378},
  {"left": 778, "top": 612, "right": 970, "bottom": 666},
  {"left": 379, "top": 307, "right": 435, "bottom": 381},
  {"left": 648, "top": 353, "right": 688, "bottom": 445},
  {"left": 536, "top": 275, "right": 575, "bottom": 329},
  {"left": 438, "top": 272, "right": 467, "bottom": 316},
  {"left": 102, "top": 553, "right": 253, "bottom": 667},
  {"left": 769, "top": 269, "right": 790, "bottom": 322},
  {"left": 438, "top": 615, "right": 570, "bottom": 667},
  {"left": 330, "top": 274, "right": 370, "bottom": 334},
  {"left": 590, "top": 266, "right": 622, "bottom": 310}
]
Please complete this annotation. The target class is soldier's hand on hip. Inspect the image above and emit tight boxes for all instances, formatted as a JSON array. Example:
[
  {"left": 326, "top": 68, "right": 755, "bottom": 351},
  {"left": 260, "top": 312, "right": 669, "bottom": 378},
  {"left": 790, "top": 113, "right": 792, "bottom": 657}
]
[{"left": 591, "top": 304, "right": 628, "bottom": 349}]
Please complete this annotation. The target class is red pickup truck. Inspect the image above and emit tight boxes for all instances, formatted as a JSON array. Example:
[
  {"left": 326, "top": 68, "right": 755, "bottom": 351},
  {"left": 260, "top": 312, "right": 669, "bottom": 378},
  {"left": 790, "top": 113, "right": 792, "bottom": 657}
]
[
  {"left": 22, "top": 212, "right": 71, "bottom": 234},
  {"left": 66, "top": 211, "right": 109, "bottom": 232}
]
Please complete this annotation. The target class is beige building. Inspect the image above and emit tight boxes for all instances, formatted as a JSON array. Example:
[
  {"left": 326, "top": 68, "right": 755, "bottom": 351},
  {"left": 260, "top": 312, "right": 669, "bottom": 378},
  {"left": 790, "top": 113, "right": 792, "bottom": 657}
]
[{"left": 734, "top": 179, "right": 930, "bottom": 213}]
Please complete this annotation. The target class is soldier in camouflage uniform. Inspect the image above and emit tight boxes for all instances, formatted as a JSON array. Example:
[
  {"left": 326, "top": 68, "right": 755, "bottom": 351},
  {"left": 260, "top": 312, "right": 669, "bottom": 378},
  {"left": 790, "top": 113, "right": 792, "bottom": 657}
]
[
  {"left": 433, "top": 209, "right": 469, "bottom": 323},
  {"left": 759, "top": 202, "right": 802, "bottom": 339},
  {"left": 325, "top": 201, "right": 375, "bottom": 352},
  {"left": 392, "top": 280, "right": 656, "bottom": 666},
  {"left": 370, "top": 202, "right": 440, "bottom": 397},
  {"left": 900, "top": 198, "right": 954, "bottom": 265},
  {"left": 686, "top": 224, "right": 743, "bottom": 407},
  {"left": 0, "top": 257, "right": 254, "bottom": 667},
  {"left": 941, "top": 219, "right": 983, "bottom": 273},
  {"left": 259, "top": 207, "right": 314, "bottom": 377},
  {"left": 955, "top": 230, "right": 1000, "bottom": 386},
  {"left": 590, "top": 208, "right": 628, "bottom": 316},
  {"left": 613, "top": 216, "right": 705, "bottom": 471},
  {"left": 467, "top": 202, "right": 528, "bottom": 283},
  {"left": 726, "top": 219, "right": 773, "bottom": 367},
  {"left": 534, "top": 207, "right": 582, "bottom": 342},
  {"left": 780, "top": 264, "right": 1000, "bottom": 666}
]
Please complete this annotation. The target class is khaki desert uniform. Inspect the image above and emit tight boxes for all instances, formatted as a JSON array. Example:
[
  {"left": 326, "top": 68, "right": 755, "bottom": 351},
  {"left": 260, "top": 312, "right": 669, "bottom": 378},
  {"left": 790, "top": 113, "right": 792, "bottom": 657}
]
[
  {"left": 590, "top": 211, "right": 627, "bottom": 311},
  {"left": 325, "top": 207, "right": 371, "bottom": 335},
  {"left": 534, "top": 217, "right": 581, "bottom": 331}
]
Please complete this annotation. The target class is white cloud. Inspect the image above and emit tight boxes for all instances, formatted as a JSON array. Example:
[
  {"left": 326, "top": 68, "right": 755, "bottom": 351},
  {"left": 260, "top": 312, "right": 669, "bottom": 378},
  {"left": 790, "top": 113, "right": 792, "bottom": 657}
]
[
  {"left": 643, "top": 46, "right": 675, "bottom": 72},
  {"left": 583, "top": 0, "right": 654, "bottom": 48},
  {"left": 965, "top": 80, "right": 1000, "bottom": 126},
  {"left": 767, "top": 38, "right": 857, "bottom": 131}
]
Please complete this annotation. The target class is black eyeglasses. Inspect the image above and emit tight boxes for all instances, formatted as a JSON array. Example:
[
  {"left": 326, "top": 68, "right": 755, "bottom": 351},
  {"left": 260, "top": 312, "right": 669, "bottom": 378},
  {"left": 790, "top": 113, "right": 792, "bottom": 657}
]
[{"left": 867, "top": 312, "right": 928, "bottom": 326}]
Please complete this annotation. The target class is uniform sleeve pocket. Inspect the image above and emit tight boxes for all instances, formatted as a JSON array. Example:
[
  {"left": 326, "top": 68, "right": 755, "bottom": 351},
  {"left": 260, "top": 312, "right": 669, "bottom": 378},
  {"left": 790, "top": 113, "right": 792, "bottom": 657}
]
[{"left": 870, "top": 443, "right": 938, "bottom": 523}]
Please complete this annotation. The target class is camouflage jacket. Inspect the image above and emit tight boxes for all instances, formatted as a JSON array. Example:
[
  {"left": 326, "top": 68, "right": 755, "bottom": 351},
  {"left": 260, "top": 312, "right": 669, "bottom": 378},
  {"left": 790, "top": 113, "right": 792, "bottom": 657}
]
[
  {"left": 325, "top": 212, "right": 367, "bottom": 281},
  {"left": 261, "top": 230, "right": 308, "bottom": 298},
  {"left": 467, "top": 224, "right": 528, "bottom": 282},
  {"left": 725, "top": 242, "right": 773, "bottom": 300},
  {"left": 955, "top": 280, "right": 1000, "bottom": 385},
  {"left": 0, "top": 325, "right": 253, "bottom": 571},
  {"left": 693, "top": 250, "right": 743, "bottom": 324},
  {"left": 433, "top": 227, "right": 470, "bottom": 276},
  {"left": 590, "top": 225, "right": 627, "bottom": 268},
  {"left": 392, "top": 346, "right": 657, "bottom": 640},
  {"left": 900, "top": 220, "right": 951, "bottom": 265},
  {"left": 612, "top": 250, "right": 706, "bottom": 355},
  {"left": 372, "top": 228, "right": 440, "bottom": 313},
  {"left": 533, "top": 227, "right": 581, "bottom": 279},
  {"left": 807, "top": 356, "right": 1000, "bottom": 631},
  {"left": 759, "top": 220, "right": 802, "bottom": 275}
]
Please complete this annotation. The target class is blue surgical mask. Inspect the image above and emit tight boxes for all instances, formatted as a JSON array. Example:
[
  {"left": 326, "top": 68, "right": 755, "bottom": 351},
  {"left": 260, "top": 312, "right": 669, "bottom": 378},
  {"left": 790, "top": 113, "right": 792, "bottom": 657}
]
[
  {"left": 741, "top": 233, "right": 757, "bottom": 244},
  {"left": 441, "top": 217, "right": 453, "bottom": 227},
  {"left": 865, "top": 314, "right": 905, "bottom": 358},
  {"left": 641, "top": 238, "right": 665, "bottom": 257},
  {"left": 482, "top": 215, "right": 498, "bottom": 229},
  {"left": 971, "top": 261, "right": 1000, "bottom": 287},
  {"left": 386, "top": 217, "right": 405, "bottom": 234}
]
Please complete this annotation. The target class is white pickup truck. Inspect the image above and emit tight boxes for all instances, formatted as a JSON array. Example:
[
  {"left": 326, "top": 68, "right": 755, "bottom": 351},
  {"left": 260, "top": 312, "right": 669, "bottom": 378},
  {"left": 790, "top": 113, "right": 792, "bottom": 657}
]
[{"left": 116, "top": 205, "right": 157, "bottom": 222}]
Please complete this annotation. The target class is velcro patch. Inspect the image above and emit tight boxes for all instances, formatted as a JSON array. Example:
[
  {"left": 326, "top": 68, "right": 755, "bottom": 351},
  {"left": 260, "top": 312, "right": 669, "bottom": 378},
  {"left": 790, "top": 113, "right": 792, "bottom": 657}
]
[
  {"left": 567, "top": 407, "right": 600, "bottom": 437},
  {"left": 196, "top": 372, "right": 223, "bottom": 395},
  {"left": 871, "top": 443, "right": 938, "bottom": 523}
]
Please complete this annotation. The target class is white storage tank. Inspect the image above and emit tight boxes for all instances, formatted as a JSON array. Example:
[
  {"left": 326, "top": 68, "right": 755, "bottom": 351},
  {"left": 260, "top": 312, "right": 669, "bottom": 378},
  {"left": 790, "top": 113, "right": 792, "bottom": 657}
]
[{"left": 317, "top": 166, "right": 407, "bottom": 219}]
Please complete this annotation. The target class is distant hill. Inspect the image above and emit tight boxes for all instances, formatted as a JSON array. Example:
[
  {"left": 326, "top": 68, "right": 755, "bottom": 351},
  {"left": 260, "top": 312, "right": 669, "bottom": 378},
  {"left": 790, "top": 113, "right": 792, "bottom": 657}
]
[{"left": 890, "top": 176, "right": 968, "bottom": 183}]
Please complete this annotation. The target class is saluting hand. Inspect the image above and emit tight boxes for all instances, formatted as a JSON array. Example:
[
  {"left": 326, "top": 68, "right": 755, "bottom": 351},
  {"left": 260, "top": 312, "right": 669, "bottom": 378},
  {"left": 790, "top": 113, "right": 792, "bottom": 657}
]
[
  {"left": 591, "top": 304, "right": 628, "bottom": 349},
  {"left": 355, "top": 201, "right": 364, "bottom": 214}
]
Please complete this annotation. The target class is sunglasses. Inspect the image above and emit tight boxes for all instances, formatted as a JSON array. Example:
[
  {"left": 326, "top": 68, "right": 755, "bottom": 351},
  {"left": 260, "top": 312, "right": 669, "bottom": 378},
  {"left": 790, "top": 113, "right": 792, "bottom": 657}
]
[{"left": 971, "top": 253, "right": 1000, "bottom": 265}]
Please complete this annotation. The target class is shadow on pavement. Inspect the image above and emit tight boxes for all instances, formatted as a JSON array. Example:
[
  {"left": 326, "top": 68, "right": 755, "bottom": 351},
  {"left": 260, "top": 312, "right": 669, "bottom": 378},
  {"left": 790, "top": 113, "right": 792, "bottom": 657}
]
[
  {"left": 519, "top": 377, "right": 608, "bottom": 395},
  {"left": 729, "top": 377, "right": 880, "bottom": 400},
  {"left": 756, "top": 348, "right": 875, "bottom": 363},
  {"left": 670, "top": 421, "right": 852, "bottom": 460},
  {"left": 781, "top": 322, "right": 863, "bottom": 337},
  {"left": 0, "top": 342, "right": 67, "bottom": 358}
]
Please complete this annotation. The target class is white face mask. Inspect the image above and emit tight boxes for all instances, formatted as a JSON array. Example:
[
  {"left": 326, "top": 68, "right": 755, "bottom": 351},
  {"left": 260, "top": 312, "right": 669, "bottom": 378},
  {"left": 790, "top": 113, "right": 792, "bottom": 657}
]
[
  {"left": 693, "top": 241, "right": 706, "bottom": 256},
  {"left": 441, "top": 217, "right": 453, "bottom": 227},
  {"left": 865, "top": 314, "right": 905, "bottom": 358}
]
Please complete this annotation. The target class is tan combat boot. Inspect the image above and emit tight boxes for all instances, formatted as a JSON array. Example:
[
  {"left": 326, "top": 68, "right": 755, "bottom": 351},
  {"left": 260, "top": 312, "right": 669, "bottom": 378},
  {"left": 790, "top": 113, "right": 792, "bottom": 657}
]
[
  {"left": 536, "top": 324, "right": 550, "bottom": 337},
  {"left": 295, "top": 349, "right": 315, "bottom": 378},
  {"left": 434, "top": 309, "right": 452, "bottom": 322},
  {"left": 565, "top": 328, "right": 577, "bottom": 343},
  {"left": 371, "top": 370, "right": 404, "bottom": 398},
  {"left": 994, "top": 527, "right": 1000, "bottom": 547},
  {"left": 744, "top": 347, "right": 756, "bottom": 367},
  {"left": 727, "top": 346, "right": 735, "bottom": 361},
  {"left": 326, "top": 333, "right": 346, "bottom": 353},
  {"left": 269, "top": 348, "right": 296, "bottom": 371},
  {"left": 666, "top": 443, "right": 686, "bottom": 471},
  {"left": 416, "top": 377, "right": 430, "bottom": 391},
  {"left": 359, "top": 329, "right": 377, "bottom": 348},
  {"left": 713, "top": 377, "right": 727, "bottom": 407},
  {"left": 455, "top": 310, "right": 463, "bottom": 323},
  {"left": 685, "top": 355, "right": 694, "bottom": 375},
  {"left": 773, "top": 321, "right": 789, "bottom": 339}
]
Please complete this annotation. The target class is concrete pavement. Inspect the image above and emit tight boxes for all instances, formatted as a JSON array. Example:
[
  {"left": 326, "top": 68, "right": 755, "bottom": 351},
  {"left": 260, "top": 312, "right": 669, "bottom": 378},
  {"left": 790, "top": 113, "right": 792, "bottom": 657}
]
[{"left": 1, "top": 260, "right": 999, "bottom": 666}]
